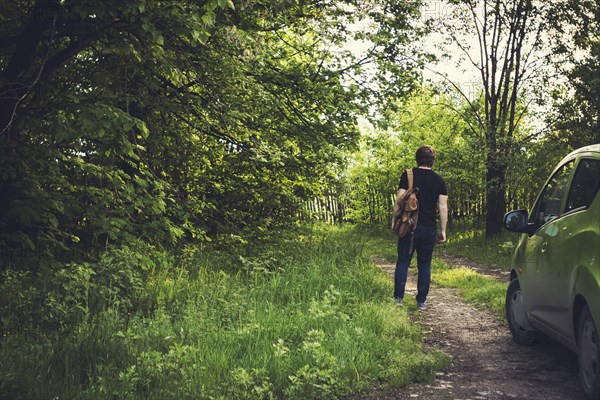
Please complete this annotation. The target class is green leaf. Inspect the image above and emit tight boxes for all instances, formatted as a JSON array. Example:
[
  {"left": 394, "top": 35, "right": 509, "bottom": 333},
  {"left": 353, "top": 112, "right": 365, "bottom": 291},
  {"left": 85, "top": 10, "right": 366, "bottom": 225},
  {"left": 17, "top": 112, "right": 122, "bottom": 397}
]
[
  {"left": 201, "top": 12, "right": 215, "bottom": 26},
  {"left": 218, "top": 0, "right": 235, "bottom": 10}
]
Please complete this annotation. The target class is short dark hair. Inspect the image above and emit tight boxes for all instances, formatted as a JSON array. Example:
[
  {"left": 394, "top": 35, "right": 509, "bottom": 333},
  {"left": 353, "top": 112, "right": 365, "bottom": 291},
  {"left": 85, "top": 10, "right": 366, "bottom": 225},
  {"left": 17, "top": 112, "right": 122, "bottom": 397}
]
[{"left": 416, "top": 145, "right": 436, "bottom": 167}]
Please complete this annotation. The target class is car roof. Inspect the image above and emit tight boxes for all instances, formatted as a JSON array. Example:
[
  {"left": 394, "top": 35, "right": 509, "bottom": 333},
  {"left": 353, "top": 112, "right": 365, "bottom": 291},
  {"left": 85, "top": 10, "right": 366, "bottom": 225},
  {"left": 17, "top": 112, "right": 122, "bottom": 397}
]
[{"left": 559, "top": 144, "right": 600, "bottom": 165}]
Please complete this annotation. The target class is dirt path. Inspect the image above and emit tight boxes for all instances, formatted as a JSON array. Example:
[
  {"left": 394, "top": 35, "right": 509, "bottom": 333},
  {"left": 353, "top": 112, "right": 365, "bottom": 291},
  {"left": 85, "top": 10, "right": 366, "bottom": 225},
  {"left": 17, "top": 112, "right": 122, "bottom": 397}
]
[{"left": 352, "top": 254, "right": 585, "bottom": 400}]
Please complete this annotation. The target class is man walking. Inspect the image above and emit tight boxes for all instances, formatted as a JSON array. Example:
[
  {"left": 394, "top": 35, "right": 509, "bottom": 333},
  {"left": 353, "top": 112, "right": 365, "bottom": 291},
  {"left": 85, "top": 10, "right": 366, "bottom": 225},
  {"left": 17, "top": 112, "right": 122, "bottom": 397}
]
[{"left": 394, "top": 145, "right": 448, "bottom": 310}]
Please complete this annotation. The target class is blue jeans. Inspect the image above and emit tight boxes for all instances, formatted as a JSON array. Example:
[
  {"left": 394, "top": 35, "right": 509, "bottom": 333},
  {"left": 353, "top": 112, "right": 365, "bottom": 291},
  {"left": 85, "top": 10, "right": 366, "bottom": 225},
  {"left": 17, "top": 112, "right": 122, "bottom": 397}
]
[{"left": 394, "top": 225, "right": 437, "bottom": 304}]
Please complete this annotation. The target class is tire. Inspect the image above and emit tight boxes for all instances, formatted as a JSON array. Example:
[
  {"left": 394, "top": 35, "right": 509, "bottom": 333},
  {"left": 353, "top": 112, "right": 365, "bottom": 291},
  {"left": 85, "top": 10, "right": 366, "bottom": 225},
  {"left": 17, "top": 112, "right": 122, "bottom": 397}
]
[
  {"left": 577, "top": 305, "right": 600, "bottom": 400},
  {"left": 505, "top": 278, "right": 537, "bottom": 345}
]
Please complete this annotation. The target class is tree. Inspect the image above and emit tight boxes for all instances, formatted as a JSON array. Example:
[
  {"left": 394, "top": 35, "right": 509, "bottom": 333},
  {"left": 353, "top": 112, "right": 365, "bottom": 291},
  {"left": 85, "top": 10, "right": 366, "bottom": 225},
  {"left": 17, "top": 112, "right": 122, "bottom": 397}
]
[
  {"left": 546, "top": 1, "right": 600, "bottom": 148},
  {"left": 435, "top": 0, "right": 551, "bottom": 236},
  {"left": 1, "top": 0, "right": 238, "bottom": 266},
  {"left": 549, "top": 42, "right": 600, "bottom": 148},
  {"left": 0, "top": 0, "right": 425, "bottom": 269}
]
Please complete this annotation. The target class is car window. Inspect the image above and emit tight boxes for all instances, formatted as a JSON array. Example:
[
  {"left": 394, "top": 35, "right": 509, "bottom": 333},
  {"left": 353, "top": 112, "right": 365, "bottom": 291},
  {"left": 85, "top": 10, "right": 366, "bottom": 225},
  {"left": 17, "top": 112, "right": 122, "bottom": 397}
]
[
  {"left": 566, "top": 158, "right": 600, "bottom": 212},
  {"left": 533, "top": 161, "right": 574, "bottom": 225}
]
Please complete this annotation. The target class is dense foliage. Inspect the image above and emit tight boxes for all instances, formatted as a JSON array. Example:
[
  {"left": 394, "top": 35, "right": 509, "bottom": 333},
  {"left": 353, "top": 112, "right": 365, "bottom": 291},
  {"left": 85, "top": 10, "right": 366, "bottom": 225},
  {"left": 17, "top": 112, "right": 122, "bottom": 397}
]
[
  {"left": 0, "top": 0, "right": 424, "bottom": 270},
  {"left": 550, "top": 40, "right": 600, "bottom": 147}
]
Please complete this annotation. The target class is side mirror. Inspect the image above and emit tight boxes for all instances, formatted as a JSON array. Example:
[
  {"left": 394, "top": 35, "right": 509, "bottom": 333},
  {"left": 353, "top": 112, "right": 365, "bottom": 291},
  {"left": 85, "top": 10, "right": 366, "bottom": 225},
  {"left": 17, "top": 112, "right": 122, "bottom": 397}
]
[{"left": 503, "top": 210, "right": 529, "bottom": 233}]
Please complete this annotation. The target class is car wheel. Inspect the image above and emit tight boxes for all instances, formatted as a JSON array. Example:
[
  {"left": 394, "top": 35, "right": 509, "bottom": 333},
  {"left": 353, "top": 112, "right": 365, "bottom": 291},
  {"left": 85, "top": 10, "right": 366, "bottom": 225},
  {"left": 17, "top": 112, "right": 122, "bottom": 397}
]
[
  {"left": 578, "top": 305, "right": 600, "bottom": 400},
  {"left": 505, "top": 278, "right": 536, "bottom": 345}
]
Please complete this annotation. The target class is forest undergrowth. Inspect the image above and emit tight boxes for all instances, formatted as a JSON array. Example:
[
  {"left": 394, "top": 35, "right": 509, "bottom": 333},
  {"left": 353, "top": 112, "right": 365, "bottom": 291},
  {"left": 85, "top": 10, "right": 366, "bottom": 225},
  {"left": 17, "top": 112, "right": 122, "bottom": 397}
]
[{"left": 0, "top": 224, "right": 450, "bottom": 400}]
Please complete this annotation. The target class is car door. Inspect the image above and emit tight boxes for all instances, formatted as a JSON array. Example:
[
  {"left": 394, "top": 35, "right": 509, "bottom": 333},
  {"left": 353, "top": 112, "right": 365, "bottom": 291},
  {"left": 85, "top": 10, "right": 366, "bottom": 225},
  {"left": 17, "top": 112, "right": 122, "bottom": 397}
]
[
  {"left": 521, "top": 160, "right": 575, "bottom": 331},
  {"left": 543, "top": 158, "right": 600, "bottom": 337}
]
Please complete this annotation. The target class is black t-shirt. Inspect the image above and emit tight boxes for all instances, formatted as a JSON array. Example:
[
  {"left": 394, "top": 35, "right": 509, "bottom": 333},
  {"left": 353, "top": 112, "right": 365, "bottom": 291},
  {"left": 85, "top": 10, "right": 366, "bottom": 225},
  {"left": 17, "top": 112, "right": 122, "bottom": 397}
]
[{"left": 398, "top": 168, "right": 448, "bottom": 229}]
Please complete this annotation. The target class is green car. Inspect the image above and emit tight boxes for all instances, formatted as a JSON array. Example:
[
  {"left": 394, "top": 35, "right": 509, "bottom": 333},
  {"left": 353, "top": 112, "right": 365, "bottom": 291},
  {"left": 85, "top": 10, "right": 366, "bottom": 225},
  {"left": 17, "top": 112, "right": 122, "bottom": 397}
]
[{"left": 503, "top": 144, "right": 600, "bottom": 400}]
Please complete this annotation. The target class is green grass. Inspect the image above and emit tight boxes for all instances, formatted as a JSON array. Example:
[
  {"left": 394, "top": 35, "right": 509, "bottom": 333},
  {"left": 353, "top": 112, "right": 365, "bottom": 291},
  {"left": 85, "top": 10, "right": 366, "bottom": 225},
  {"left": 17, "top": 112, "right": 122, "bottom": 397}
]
[
  {"left": 436, "top": 222, "right": 516, "bottom": 320},
  {"left": 1, "top": 224, "right": 450, "bottom": 400},
  {"left": 352, "top": 223, "right": 400, "bottom": 264},
  {"left": 443, "top": 221, "right": 522, "bottom": 270},
  {"left": 431, "top": 259, "right": 507, "bottom": 319}
]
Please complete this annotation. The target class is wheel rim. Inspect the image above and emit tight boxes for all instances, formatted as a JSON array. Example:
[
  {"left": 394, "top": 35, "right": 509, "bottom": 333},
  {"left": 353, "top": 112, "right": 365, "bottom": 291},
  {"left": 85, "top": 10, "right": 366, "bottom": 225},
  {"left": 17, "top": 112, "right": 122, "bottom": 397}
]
[
  {"left": 510, "top": 288, "right": 531, "bottom": 333},
  {"left": 580, "top": 318, "right": 599, "bottom": 389}
]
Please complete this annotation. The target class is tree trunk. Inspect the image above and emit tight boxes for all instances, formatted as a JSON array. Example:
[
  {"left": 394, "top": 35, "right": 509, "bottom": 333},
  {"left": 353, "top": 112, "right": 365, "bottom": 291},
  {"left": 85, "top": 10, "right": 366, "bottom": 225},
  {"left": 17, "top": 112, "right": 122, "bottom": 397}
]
[{"left": 485, "top": 159, "right": 506, "bottom": 237}]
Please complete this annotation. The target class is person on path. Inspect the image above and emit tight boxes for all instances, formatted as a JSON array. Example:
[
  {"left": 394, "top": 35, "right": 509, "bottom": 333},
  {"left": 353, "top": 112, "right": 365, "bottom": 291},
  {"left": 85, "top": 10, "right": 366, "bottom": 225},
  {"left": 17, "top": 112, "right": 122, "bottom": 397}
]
[{"left": 394, "top": 145, "right": 448, "bottom": 310}]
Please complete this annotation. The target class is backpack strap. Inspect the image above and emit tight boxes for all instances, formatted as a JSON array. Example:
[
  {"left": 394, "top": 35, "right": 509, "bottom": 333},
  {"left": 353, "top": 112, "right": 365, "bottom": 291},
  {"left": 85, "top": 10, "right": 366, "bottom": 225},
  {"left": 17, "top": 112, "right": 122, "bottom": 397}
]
[{"left": 406, "top": 169, "right": 417, "bottom": 254}]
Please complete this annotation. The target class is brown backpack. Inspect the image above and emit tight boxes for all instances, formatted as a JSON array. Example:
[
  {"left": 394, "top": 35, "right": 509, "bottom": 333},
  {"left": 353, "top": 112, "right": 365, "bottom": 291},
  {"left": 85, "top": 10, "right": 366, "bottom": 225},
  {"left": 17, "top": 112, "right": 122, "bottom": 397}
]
[{"left": 391, "top": 169, "right": 419, "bottom": 251}]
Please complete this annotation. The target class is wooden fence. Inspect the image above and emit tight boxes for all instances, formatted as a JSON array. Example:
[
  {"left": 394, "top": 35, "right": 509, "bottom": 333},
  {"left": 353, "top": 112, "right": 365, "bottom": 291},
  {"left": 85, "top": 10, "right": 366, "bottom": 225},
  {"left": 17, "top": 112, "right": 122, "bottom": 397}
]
[
  {"left": 297, "top": 185, "right": 395, "bottom": 224},
  {"left": 298, "top": 181, "right": 494, "bottom": 225}
]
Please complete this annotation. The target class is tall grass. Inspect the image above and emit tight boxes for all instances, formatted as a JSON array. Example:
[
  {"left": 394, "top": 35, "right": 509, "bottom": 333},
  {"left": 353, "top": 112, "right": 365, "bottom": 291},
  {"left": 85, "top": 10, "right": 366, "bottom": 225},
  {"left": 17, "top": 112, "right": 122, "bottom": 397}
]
[
  {"left": 1, "top": 224, "right": 449, "bottom": 399},
  {"left": 444, "top": 220, "right": 522, "bottom": 270}
]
